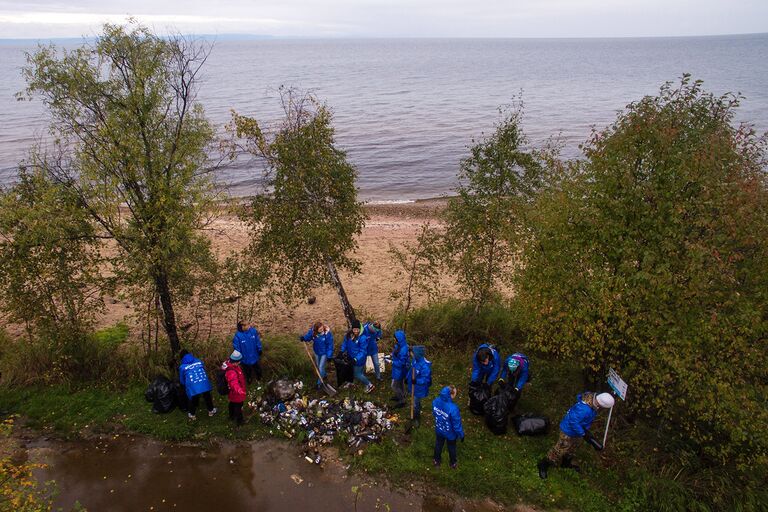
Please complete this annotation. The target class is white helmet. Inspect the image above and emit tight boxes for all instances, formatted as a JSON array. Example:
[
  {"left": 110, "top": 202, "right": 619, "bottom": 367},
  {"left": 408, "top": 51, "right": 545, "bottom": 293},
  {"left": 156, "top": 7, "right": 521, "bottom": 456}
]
[{"left": 596, "top": 392, "right": 615, "bottom": 409}]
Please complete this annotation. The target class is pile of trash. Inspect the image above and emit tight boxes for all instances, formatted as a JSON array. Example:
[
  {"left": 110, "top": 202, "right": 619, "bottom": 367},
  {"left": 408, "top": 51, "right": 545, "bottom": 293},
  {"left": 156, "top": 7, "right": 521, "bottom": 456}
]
[{"left": 250, "top": 379, "right": 396, "bottom": 449}]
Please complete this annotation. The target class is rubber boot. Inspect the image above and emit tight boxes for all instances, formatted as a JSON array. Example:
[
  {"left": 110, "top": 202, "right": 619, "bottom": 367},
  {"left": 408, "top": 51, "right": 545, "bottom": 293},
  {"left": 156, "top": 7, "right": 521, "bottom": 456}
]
[
  {"left": 537, "top": 459, "right": 552, "bottom": 480},
  {"left": 412, "top": 410, "right": 421, "bottom": 428},
  {"left": 560, "top": 455, "right": 580, "bottom": 473}
]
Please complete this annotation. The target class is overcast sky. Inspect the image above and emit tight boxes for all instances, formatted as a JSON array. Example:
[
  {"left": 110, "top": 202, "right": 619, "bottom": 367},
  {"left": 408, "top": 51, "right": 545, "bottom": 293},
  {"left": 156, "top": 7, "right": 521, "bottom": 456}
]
[{"left": 0, "top": 0, "right": 766, "bottom": 39}]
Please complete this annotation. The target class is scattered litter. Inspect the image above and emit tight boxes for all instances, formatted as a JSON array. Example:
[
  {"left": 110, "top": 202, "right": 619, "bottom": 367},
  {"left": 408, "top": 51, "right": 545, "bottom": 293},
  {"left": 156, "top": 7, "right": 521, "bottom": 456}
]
[
  {"left": 290, "top": 473, "right": 304, "bottom": 485},
  {"left": 250, "top": 379, "right": 395, "bottom": 450},
  {"left": 303, "top": 448, "right": 323, "bottom": 465}
]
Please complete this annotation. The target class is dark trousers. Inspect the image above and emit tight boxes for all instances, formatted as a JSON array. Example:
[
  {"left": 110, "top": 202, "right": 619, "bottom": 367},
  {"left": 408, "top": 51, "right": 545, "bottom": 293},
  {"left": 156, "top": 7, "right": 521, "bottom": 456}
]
[
  {"left": 241, "top": 362, "right": 262, "bottom": 384},
  {"left": 434, "top": 434, "right": 457, "bottom": 465},
  {"left": 189, "top": 391, "right": 214, "bottom": 416},
  {"left": 228, "top": 401, "right": 244, "bottom": 425}
]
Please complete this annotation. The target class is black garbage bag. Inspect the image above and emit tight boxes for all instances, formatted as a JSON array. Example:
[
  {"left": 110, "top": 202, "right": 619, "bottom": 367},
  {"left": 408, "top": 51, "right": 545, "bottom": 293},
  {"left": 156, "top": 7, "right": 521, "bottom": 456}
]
[
  {"left": 468, "top": 381, "right": 491, "bottom": 415},
  {"left": 145, "top": 376, "right": 177, "bottom": 414},
  {"left": 484, "top": 390, "right": 511, "bottom": 435},
  {"left": 334, "top": 353, "right": 354, "bottom": 387},
  {"left": 512, "top": 414, "right": 550, "bottom": 436},
  {"left": 144, "top": 383, "right": 156, "bottom": 403},
  {"left": 499, "top": 382, "right": 521, "bottom": 414}
]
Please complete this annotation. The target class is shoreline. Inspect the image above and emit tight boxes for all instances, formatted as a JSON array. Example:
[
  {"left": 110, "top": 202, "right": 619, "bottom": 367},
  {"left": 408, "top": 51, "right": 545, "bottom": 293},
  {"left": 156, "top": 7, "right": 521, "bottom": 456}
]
[{"left": 363, "top": 196, "right": 449, "bottom": 220}]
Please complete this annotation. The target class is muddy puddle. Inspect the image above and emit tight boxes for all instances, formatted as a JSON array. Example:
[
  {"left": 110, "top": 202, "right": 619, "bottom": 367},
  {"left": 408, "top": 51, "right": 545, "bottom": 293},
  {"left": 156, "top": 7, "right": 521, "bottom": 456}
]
[{"left": 19, "top": 434, "right": 504, "bottom": 512}]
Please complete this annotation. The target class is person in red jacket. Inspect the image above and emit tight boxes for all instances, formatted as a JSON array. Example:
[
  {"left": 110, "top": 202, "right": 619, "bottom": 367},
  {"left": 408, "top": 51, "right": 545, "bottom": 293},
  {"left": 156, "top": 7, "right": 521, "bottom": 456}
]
[{"left": 222, "top": 350, "right": 247, "bottom": 425}]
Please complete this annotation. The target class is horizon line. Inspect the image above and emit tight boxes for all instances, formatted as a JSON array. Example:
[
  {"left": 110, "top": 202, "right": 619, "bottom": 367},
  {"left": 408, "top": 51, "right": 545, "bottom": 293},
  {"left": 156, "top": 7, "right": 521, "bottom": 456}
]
[{"left": 0, "top": 30, "right": 767, "bottom": 43}]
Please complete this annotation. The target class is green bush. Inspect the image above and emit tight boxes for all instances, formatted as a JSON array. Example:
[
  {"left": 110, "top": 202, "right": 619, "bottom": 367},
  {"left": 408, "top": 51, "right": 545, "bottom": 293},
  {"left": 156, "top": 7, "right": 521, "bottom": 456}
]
[
  {"left": 617, "top": 464, "right": 768, "bottom": 512},
  {"left": 0, "top": 324, "right": 139, "bottom": 387},
  {"left": 392, "top": 299, "right": 526, "bottom": 350},
  {"left": 516, "top": 77, "right": 768, "bottom": 509}
]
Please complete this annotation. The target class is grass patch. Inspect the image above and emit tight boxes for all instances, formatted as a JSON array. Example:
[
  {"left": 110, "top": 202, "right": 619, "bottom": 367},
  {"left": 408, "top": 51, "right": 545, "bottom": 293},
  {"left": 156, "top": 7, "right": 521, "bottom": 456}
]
[
  {"left": 92, "top": 323, "right": 130, "bottom": 350},
  {"left": 0, "top": 333, "right": 319, "bottom": 444},
  {"left": 356, "top": 349, "right": 615, "bottom": 511}
]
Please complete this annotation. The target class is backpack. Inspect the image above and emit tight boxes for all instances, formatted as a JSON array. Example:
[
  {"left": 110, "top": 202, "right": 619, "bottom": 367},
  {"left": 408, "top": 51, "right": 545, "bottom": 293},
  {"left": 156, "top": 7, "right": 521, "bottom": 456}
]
[{"left": 215, "top": 368, "right": 230, "bottom": 395}]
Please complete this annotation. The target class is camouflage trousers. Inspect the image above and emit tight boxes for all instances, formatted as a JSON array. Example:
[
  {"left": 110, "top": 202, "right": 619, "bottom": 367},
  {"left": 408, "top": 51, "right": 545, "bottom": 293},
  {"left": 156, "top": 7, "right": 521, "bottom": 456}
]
[{"left": 546, "top": 432, "right": 581, "bottom": 463}]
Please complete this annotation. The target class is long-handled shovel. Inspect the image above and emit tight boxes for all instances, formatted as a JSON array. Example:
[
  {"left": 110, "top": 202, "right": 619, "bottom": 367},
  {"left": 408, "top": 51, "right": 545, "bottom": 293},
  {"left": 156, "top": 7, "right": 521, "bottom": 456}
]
[
  {"left": 303, "top": 341, "right": 337, "bottom": 397},
  {"left": 404, "top": 364, "right": 416, "bottom": 434}
]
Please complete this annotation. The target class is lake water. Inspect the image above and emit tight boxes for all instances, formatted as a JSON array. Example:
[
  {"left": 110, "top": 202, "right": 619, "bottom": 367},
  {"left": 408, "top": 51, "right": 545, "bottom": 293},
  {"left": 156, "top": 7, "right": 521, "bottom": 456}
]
[{"left": 1, "top": 34, "right": 767, "bottom": 201}]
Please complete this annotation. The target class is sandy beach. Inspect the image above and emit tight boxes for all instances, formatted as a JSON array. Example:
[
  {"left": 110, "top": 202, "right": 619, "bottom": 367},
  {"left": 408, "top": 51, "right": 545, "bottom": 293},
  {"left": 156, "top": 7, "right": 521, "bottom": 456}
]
[{"left": 98, "top": 198, "right": 449, "bottom": 340}]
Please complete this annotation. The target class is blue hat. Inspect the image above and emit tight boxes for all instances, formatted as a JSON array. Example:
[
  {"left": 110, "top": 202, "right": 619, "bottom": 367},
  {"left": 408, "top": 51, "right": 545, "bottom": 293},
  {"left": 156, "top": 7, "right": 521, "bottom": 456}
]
[
  {"left": 507, "top": 357, "right": 520, "bottom": 372},
  {"left": 230, "top": 350, "right": 243, "bottom": 362}
]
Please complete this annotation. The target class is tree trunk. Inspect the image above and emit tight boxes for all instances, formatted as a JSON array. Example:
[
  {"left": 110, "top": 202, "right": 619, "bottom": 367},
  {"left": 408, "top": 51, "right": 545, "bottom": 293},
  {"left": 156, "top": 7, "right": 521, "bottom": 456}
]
[
  {"left": 403, "top": 251, "right": 419, "bottom": 331},
  {"left": 155, "top": 271, "right": 181, "bottom": 359},
  {"left": 325, "top": 256, "right": 356, "bottom": 327}
]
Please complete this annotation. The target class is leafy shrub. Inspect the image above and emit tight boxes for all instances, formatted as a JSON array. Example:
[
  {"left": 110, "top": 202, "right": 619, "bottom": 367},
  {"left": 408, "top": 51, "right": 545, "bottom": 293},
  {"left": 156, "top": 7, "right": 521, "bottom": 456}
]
[
  {"left": 0, "top": 324, "right": 140, "bottom": 387},
  {"left": 392, "top": 299, "right": 526, "bottom": 351},
  {"left": 516, "top": 76, "right": 768, "bottom": 507}
]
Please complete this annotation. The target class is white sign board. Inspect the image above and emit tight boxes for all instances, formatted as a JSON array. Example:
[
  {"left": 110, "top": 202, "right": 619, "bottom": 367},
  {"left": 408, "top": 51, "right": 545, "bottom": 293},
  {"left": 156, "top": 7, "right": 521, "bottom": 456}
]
[{"left": 607, "top": 367, "right": 628, "bottom": 401}]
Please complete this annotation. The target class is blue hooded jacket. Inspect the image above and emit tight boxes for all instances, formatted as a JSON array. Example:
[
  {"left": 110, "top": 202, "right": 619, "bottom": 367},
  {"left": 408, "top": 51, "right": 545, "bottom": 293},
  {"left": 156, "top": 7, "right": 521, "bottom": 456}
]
[
  {"left": 232, "top": 326, "right": 262, "bottom": 365},
  {"left": 500, "top": 353, "right": 530, "bottom": 390},
  {"left": 301, "top": 326, "right": 334, "bottom": 358},
  {"left": 361, "top": 322, "right": 382, "bottom": 356},
  {"left": 406, "top": 345, "right": 432, "bottom": 398},
  {"left": 470, "top": 343, "right": 501, "bottom": 383},
  {"left": 343, "top": 332, "right": 367, "bottom": 366},
  {"left": 340, "top": 333, "right": 355, "bottom": 357},
  {"left": 390, "top": 330, "right": 410, "bottom": 381},
  {"left": 179, "top": 353, "right": 212, "bottom": 399},
  {"left": 432, "top": 386, "right": 464, "bottom": 441},
  {"left": 559, "top": 392, "right": 598, "bottom": 437}
]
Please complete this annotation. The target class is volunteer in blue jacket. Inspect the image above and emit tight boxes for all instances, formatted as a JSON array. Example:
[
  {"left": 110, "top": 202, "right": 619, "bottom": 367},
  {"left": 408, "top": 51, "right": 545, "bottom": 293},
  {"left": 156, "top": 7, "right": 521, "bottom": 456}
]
[
  {"left": 406, "top": 345, "right": 432, "bottom": 423},
  {"left": 538, "top": 391, "right": 615, "bottom": 479},
  {"left": 499, "top": 352, "right": 530, "bottom": 395},
  {"left": 300, "top": 321, "right": 334, "bottom": 388},
  {"left": 179, "top": 349, "right": 217, "bottom": 420},
  {"left": 389, "top": 330, "right": 410, "bottom": 408},
  {"left": 432, "top": 385, "right": 465, "bottom": 469},
  {"left": 232, "top": 320, "right": 263, "bottom": 384},
  {"left": 470, "top": 343, "right": 501, "bottom": 385},
  {"left": 347, "top": 319, "right": 374, "bottom": 393},
  {"left": 340, "top": 324, "right": 356, "bottom": 358},
  {"left": 361, "top": 321, "right": 383, "bottom": 382}
]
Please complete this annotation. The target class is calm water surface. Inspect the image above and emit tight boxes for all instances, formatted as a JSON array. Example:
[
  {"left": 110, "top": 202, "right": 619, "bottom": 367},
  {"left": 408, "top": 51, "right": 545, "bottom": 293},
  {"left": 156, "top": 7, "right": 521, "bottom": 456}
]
[{"left": 1, "top": 35, "right": 766, "bottom": 201}]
